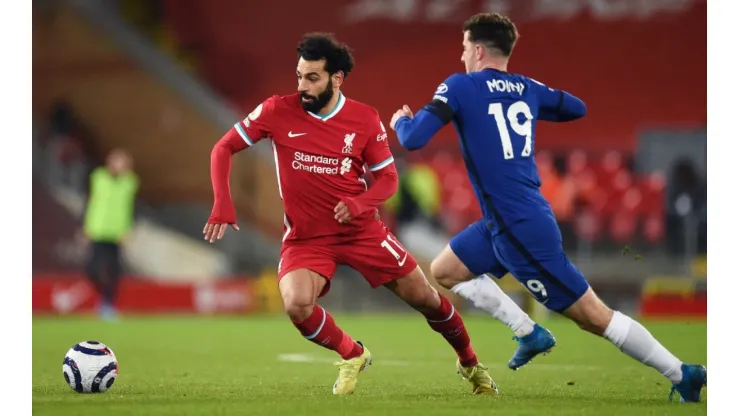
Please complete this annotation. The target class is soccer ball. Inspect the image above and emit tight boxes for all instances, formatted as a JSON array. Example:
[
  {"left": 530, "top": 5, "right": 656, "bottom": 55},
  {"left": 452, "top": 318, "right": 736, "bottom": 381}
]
[{"left": 62, "top": 341, "right": 119, "bottom": 393}]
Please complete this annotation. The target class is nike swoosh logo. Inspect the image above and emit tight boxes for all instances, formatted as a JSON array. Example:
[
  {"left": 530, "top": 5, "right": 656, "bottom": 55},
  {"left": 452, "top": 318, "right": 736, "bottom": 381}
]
[
  {"left": 288, "top": 131, "right": 307, "bottom": 138},
  {"left": 397, "top": 252, "right": 408, "bottom": 267}
]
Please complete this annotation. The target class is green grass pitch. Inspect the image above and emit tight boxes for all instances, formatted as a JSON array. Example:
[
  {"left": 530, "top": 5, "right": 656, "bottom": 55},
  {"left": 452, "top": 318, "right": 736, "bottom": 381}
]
[{"left": 33, "top": 315, "right": 707, "bottom": 415}]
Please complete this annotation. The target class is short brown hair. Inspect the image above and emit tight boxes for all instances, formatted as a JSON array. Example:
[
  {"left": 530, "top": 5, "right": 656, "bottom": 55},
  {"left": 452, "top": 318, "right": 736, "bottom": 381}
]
[{"left": 463, "top": 13, "right": 519, "bottom": 57}]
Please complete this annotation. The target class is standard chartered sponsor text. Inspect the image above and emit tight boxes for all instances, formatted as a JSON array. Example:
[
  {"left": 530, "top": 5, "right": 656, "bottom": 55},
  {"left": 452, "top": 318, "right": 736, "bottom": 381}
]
[{"left": 293, "top": 151, "right": 342, "bottom": 175}]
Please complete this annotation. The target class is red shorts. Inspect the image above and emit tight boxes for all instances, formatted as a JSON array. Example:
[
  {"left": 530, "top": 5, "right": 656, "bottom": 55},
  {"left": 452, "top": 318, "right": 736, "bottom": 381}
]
[{"left": 278, "top": 220, "right": 418, "bottom": 297}]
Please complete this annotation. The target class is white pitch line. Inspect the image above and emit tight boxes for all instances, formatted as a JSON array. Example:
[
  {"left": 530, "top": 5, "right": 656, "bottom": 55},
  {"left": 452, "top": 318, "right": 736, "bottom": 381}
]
[
  {"left": 503, "top": 363, "right": 602, "bottom": 371},
  {"left": 277, "top": 353, "right": 410, "bottom": 366},
  {"left": 276, "top": 354, "right": 600, "bottom": 371}
]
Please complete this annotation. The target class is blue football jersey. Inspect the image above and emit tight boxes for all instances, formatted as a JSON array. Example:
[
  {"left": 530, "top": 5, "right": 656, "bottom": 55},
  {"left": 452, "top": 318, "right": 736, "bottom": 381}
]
[{"left": 395, "top": 68, "right": 586, "bottom": 233}]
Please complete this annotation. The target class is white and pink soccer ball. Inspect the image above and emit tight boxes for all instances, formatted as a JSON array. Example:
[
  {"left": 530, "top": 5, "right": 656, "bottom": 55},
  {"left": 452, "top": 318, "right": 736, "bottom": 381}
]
[{"left": 62, "top": 341, "right": 119, "bottom": 393}]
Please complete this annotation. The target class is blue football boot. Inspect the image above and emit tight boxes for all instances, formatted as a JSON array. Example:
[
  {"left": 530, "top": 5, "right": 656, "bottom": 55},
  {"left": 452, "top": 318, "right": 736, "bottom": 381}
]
[
  {"left": 508, "top": 324, "right": 556, "bottom": 370},
  {"left": 669, "top": 364, "right": 707, "bottom": 403}
]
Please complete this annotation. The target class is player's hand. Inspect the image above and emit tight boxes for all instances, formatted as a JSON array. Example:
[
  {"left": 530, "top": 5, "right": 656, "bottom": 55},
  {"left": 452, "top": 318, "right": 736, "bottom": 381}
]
[
  {"left": 203, "top": 222, "right": 240, "bottom": 243},
  {"left": 334, "top": 200, "right": 352, "bottom": 224},
  {"left": 390, "top": 105, "right": 414, "bottom": 131}
]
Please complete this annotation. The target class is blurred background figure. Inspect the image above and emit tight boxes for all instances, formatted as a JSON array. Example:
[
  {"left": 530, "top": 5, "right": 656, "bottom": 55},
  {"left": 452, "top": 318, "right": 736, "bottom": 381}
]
[
  {"left": 81, "top": 149, "right": 138, "bottom": 320},
  {"left": 666, "top": 158, "right": 707, "bottom": 256},
  {"left": 44, "top": 99, "right": 93, "bottom": 192},
  {"left": 32, "top": 0, "right": 706, "bottom": 320}
]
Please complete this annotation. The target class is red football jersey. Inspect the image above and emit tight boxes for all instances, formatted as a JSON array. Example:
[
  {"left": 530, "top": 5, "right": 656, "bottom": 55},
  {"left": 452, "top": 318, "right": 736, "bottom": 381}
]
[{"left": 231, "top": 93, "right": 394, "bottom": 242}]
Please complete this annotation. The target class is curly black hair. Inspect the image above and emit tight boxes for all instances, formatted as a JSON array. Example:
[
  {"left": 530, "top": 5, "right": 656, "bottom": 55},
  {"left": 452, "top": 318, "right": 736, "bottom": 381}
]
[{"left": 296, "top": 33, "right": 355, "bottom": 77}]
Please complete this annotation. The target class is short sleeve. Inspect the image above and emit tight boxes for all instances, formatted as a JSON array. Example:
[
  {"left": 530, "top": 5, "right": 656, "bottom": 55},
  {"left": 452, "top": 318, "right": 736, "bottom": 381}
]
[
  {"left": 232, "top": 96, "right": 278, "bottom": 146},
  {"left": 363, "top": 110, "right": 395, "bottom": 172}
]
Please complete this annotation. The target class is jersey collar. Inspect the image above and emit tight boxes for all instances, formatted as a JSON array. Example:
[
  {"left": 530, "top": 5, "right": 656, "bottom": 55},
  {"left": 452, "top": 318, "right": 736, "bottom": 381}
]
[{"left": 307, "top": 92, "right": 346, "bottom": 122}]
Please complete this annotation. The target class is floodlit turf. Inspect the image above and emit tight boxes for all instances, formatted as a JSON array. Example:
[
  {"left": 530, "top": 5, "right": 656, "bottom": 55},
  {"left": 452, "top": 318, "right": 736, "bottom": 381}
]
[{"left": 33, "top": 314, "right": 707, "bottom": 415}]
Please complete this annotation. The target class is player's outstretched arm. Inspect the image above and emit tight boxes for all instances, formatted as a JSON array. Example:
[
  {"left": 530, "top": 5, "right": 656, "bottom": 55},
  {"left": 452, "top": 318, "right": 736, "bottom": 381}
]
[
  {"left": 391, "top": 75, "right": 463, "bottom": 150},
  {"left": 204, "top": 98, "right": 275, "bottom": 242},
  {"left": 204, "top": 129, "right": 248, "bottom": 242},
  {"left": 391, "top": 106, "right": 448, "bottom": 151},
  {"left": 531, "top": 79, "right": 586, "bottom": 122}
]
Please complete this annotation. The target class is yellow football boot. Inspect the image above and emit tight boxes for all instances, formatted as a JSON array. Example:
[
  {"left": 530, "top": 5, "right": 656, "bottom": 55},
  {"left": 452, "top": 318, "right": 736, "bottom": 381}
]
[
  {"left": 456, "top": 360, "right": 499, "bottom": 395},
  {"left": 332, "top": 342, "right": 372, "bottom": 395}
]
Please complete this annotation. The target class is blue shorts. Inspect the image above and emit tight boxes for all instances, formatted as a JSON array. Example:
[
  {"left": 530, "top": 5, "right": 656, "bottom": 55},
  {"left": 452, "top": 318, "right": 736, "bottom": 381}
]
[{"left": 450, "top": 218, "right": 590, "bottom": 312}]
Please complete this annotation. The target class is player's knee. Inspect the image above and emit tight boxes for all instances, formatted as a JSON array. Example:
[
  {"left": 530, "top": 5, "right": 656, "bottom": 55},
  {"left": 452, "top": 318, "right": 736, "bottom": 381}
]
[
  {"left": 279, "top": 269, "right": 325, "bottom": 321},
  {"left": 431, "top": 246, "right": 474, "bottom": 290},
  {"left": 280, "top": 288, "right": 316, "bottom": 322},
  {"left": 430, "top": 257, "right": 458, "bottom": 289},
  {"left": 282, "top": 298, "right": 314, "bottom": 322}
]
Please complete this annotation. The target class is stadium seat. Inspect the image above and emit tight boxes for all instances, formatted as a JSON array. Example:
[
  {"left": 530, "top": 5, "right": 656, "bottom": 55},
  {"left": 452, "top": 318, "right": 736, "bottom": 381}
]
[
  {"left": 642, "top": 213, "right": 666, "bottom": 244},
  {"left": 574, "top": 209, "right": 603, "bottom": 243},
  {"left": 620, "top": 185, "right": 644, "bottom": 215},
  {"left": 639, "top": 172, "right": 667, "bottom": 216},
  {"left": 608, "top": 209, "right": 638, "bottom": 243},
  {"left": 600, "top": 169, "right": 633, "bottom": 216},
  {"left": 601, "top": 150, "right": 624, "bottom": 174}
]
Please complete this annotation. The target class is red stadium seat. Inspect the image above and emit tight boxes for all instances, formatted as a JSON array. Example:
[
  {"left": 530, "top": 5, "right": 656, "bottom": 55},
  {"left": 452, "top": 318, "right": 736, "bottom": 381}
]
[
  {"left": 611, "top": 169, "right": 633, "bottom": 193},
  {"left": 594, "top": 151, "right": 625, "bottom": 190},
  {"left": 442, "top": 168, "right": 467, "bottom": 193},
  {"left": 569, "top": 169, "right": 598, "bottom": 207},
  {"left": 600, "top": 169, "right": 633, "bottom": 216},
  {"left": 643, "top": 214, "right": 666, "bottom": 244},
  {"left": 430, "top": 151, "right": 455, "bottom": 176},
  {"left": 585, "top": 186, "right": 609, "bottom": 216},
  {"left": 608, "top": 210, "right": 638, "bottom": 243},
  {"left": 620, "top": 186, "right": 644, "bottom": 215},
  {"left": 536, "top": 150, "right": 554, "bottom": 173},
  {"left": 601, "top": 150, "right": 624, "bottom": 175},
  {"left": 440, "top": 180, "right": 477, "bottom": 235},
  {"left": 574, "top": 210, "right": 603, "bottom": 243},
  {"left": 638, "top": 172, "right": 667, "bottom": 216}
]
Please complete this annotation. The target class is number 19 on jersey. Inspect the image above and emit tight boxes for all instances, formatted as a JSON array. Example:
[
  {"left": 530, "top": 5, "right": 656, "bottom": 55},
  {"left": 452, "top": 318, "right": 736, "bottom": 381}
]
[{"left": 488, "top": 101, "right": 534, "bottom": 160}]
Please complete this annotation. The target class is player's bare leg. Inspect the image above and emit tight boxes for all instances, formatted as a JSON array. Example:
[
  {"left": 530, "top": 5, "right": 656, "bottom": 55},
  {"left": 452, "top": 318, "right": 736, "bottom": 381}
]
[
  {"left": 432, "top": 245, "right": 555, "bottom": 369},
  {"left": 562, "top": 288, "right": 706, "bottom": 402},
  {"left": 279, "top": 269, "right": 371, "bottom": 395},
  {"left": 383, "top": 266, "right": 498, "bottom": 394}
]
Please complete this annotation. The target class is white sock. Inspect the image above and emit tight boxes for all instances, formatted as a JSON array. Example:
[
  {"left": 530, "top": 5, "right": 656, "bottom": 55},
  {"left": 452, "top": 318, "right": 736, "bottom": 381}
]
[
  {"left": 451, "top": 275, "right": 535, "bottom": 337},
  {"left": 603, "top": 311, "right": 683, "bottom": 384}
]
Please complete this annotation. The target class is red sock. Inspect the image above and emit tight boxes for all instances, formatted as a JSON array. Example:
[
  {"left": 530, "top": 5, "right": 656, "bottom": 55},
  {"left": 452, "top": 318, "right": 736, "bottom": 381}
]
[
  {"left": 425, "top": 294, "right": 479, "bottom": 367},
  {"left": 292, "top": 305, "right": 364, "bottom": 360}
]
